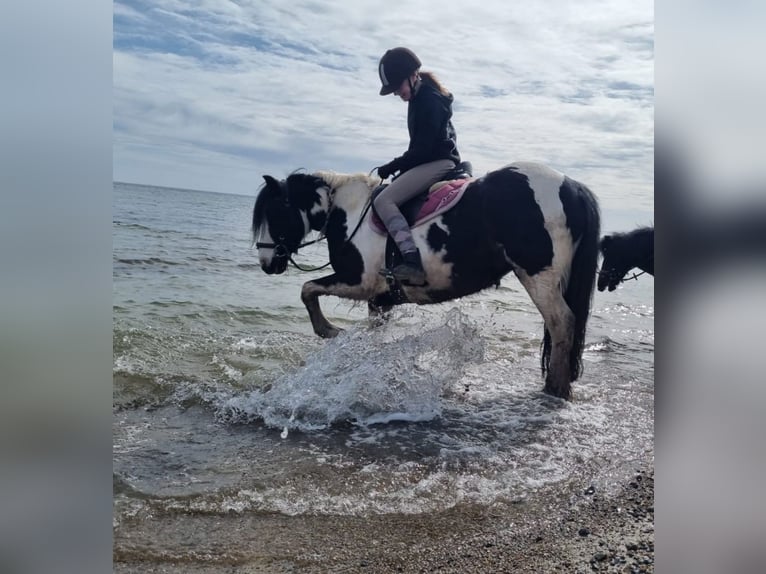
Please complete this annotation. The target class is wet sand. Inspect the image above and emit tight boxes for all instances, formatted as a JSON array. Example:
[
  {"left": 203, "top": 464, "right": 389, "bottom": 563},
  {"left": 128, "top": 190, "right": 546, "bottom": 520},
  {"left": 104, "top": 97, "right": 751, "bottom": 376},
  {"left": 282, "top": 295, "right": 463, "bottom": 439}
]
[{"left": 114, "top": 465, "right": 654, "bottom": 573}]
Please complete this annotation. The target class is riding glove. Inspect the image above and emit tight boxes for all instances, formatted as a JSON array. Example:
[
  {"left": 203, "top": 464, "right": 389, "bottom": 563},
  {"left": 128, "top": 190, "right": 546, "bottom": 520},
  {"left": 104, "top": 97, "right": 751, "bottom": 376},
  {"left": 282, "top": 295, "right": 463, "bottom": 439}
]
[{"left": 377, "top": 162, "right": 397, "bottom": 180}]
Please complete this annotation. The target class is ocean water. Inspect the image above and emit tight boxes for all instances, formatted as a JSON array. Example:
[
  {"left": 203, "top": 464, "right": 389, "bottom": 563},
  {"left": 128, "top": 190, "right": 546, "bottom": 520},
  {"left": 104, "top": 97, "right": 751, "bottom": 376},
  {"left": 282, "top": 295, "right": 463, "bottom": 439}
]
[{"left": 113, "top": 181, "right": 653, "bottom": 525}]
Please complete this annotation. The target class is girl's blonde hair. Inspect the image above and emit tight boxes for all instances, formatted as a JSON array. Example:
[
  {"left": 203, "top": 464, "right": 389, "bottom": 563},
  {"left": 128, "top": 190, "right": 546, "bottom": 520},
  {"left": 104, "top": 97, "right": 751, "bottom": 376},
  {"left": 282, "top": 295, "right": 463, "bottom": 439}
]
[{"left": 420, "top": 71, "right": 451, "bottom": 96}]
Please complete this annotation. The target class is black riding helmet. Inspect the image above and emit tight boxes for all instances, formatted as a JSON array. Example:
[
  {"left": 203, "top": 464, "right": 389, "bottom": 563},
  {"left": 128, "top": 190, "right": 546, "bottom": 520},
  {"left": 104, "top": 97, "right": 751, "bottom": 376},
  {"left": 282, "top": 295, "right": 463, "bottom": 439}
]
[{"left": 378, "top": 47, "right": 421, "bottom": 95}]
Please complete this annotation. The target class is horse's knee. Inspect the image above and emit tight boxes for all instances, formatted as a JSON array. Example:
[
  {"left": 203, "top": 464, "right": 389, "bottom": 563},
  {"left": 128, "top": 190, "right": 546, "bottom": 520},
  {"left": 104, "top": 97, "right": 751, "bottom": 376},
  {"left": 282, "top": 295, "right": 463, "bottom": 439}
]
[{"left": 300, "top": 282, "right": 317, "bottom": 301}]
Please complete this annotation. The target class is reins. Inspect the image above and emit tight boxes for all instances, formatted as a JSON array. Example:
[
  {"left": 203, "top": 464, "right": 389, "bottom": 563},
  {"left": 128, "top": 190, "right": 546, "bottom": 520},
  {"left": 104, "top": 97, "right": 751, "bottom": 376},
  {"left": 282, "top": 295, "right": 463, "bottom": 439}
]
[
  {"left": 596, "top": 252, "right": 653, "bottom": 285},
  {"left": 620, "top": 270, "right": 647, "bottom": 282},
  {"left": 594, "top": 266, "right": 647, "bottom": 284},
  {"left": 616, "top": 252, "right": 653, "bottom": 284},
  {"left": 256, "top": 231, "right": 334, "bottom": 272}
]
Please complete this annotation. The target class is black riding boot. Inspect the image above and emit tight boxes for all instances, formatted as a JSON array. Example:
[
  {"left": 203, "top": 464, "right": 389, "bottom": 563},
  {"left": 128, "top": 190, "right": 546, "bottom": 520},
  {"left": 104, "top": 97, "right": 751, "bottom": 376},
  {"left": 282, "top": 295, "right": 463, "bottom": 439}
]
[{"left": 390, "top": 249, "right": 426, "bottom": 286}]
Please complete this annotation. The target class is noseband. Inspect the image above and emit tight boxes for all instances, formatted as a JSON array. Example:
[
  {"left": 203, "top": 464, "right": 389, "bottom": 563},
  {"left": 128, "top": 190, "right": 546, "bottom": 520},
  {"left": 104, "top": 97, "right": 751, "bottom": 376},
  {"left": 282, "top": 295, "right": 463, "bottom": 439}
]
[{"left": 255, "top": 235, "right": 331, "bottom": 271}]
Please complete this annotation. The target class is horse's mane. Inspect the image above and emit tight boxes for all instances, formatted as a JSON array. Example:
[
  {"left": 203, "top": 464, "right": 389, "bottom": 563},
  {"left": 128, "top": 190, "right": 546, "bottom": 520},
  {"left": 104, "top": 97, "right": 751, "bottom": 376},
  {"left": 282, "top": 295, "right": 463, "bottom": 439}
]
[
  {"left": 313, "top": 171, "right": 381, "bottom": 193},
  {"left": 252, "top": 178, "right": 278, "bottom": 241},
  {"left": 611, "top": 226, "right": 653, "bottom": 240},
  {"left": 601, "top": 226, "right": 653, "bottom": 248},
  {"left": 252, "top": 171, "right": 381, "bottom": 241}
]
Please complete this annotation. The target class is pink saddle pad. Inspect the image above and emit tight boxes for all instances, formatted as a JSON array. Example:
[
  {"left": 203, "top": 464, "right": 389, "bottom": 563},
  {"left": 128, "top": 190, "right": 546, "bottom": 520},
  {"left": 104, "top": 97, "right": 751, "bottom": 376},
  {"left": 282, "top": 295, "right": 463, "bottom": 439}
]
[{"left": 370, "top": 179, "right": 471, "bottom": 235}]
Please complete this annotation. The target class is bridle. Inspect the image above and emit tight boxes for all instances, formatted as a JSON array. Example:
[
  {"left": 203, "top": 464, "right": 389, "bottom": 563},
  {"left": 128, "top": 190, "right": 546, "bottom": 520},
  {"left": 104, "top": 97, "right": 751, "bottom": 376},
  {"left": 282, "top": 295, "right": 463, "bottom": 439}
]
[
  {"left": 255, "top": 181, "right": 375, "bottom": 272},
  {"left": 597, "top": 252, "right": 653, "bottom": 287},
  {"left": 255, "top": 235, "right": 331, "bottom": 271},
  {"left": 620, "top": 269, "right": 648, "bottom": 282}
]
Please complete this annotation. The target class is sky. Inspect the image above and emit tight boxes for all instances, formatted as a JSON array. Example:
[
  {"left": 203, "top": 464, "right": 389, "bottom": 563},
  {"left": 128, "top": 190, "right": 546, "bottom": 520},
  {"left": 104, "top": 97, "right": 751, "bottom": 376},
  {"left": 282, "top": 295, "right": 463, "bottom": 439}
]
[{"left": 113, "top": 0, "right": 654, "bottom": 211}]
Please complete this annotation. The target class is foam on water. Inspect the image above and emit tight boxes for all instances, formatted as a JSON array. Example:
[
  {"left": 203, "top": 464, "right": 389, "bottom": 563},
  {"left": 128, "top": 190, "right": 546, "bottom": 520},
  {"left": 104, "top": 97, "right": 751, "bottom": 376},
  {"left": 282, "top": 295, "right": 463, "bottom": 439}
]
[
  {"left": 218, "top": 307, "right": 486, "bottom": 432},
  {"left": 114, "top": 303, "right": 652, "bottom": 518}
]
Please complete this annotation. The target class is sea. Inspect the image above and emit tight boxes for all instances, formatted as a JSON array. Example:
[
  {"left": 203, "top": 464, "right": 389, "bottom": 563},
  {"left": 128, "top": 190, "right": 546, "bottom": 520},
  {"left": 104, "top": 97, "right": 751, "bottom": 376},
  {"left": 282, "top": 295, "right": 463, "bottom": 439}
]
[{"left": 113, "top": 180, "right": 653, "bottom": 530}]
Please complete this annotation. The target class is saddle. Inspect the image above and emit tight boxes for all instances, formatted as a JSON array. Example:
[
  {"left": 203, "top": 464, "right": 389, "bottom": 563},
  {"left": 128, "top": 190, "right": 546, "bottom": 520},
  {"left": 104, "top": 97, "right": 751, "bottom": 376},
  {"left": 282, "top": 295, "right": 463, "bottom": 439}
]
[
  {"left": 370, "top": 161, "right": 473, "bottom": 286},
  {"left": 370, "top": 161, "right": 473, "bottom": 234}
]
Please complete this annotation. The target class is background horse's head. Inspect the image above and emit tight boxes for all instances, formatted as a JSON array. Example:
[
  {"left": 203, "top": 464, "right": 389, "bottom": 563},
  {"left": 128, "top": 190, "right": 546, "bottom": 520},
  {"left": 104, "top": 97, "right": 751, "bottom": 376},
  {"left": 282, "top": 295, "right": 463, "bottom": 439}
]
[
  {"left": 252, "top": 173, "right": 330, "bottom": 274},
  {"left": 597, "top": 227, "right": 654, "bottom": 291},
  {"left": 598, "top": 235, "right": 627, "bottom": 291}
]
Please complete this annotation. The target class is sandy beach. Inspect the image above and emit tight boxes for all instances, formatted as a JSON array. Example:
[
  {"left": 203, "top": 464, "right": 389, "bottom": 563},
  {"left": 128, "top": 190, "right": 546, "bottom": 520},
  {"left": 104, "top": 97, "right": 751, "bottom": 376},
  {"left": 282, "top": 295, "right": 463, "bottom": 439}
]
[{"left": 114, "top": 464, "right": 653, "bottom": 573}]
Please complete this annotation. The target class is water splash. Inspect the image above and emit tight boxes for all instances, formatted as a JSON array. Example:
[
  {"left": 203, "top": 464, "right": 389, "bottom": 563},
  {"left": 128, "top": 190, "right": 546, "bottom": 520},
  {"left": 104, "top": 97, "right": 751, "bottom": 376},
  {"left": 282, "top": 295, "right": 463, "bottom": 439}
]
[{"left": 219, "top": 308, "right": 485, "bottom": 431}]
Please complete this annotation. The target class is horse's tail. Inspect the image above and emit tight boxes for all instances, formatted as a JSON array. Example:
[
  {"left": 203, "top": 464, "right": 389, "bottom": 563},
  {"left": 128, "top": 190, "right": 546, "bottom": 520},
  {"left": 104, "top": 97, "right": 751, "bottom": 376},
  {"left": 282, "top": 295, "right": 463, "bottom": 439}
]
[
  {"left": 565, "top": 182, "right": 601, "bottom": 381},
  {"left": 541, "top": 180, "right": 601, "bottom": 382}
]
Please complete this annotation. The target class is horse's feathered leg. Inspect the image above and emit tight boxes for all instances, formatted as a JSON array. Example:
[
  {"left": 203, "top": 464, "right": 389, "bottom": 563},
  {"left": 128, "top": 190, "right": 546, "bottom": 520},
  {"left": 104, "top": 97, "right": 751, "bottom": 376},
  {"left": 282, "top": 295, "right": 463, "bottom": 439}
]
[
  {"left": 366, "top": 293, "right": 396, "bottom": 329},
  {"left": 516, "top": 270, "right": 575, "bottom": 399},
  {"left": 301, "top": 275, "right": 345, "bottom": 338},
  {"left": 367, "top": 292, "right": 396, "bottom": 317}
]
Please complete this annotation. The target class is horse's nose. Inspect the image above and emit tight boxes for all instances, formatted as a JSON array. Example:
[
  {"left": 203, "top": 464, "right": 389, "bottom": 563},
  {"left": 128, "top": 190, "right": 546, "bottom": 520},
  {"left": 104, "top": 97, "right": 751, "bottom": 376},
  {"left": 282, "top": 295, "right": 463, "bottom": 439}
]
[
  {"left": 261, "top": 262, "right": 276, "bottom": 275},
  {"left": 260, "top": 257, "right": 287, "bottom": 275}
]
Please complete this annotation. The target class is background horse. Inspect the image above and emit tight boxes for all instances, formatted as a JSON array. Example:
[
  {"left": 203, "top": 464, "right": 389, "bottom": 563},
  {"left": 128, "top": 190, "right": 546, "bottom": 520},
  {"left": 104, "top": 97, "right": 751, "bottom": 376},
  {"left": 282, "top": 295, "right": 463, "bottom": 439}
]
[
  {"left": 252, "top": 162, "right": 600, "bottom": 400},
  {"left": 598, "top": 226, "right": 654, "bottom": 291}
]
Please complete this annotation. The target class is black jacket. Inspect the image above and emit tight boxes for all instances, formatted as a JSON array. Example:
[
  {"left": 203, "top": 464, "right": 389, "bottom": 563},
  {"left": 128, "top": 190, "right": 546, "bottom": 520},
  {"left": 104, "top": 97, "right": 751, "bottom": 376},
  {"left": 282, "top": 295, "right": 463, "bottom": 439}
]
[{"left": 388, "top": 76, "right": 460, "bottom": 174}]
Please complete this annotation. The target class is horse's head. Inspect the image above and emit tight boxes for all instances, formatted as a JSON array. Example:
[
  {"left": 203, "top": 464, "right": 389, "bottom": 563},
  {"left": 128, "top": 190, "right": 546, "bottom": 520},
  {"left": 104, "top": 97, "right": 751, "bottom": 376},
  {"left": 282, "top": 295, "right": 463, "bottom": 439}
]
[
  {"left": 252, "top": 173, "right": 331, "bottom": 274},
  {"left": 598, "top": 234, "right": 629, "bottom": 291}
]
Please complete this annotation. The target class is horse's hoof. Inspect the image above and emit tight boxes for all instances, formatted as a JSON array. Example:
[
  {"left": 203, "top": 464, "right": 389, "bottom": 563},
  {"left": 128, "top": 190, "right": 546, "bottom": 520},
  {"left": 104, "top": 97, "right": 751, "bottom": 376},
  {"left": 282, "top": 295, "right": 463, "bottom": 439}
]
[
  {"left": 318, "top": 326, "right": 343, "bottom": 339},
  {"left": 367, "top": 315, "right": 388, "bottom": 329},
  {"left": 543, "top": 381, "right": 571, "bottom": 401}
]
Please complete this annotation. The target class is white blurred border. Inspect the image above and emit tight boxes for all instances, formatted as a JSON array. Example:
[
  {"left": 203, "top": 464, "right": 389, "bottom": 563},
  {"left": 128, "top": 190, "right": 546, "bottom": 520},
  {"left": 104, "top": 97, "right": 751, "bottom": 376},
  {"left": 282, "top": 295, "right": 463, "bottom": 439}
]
[
  {"left": 0, "top": 1, "right": 113, "bottom": 573},
  {"left": 658, "top": 1, "right": 766, "bottom": 572}
]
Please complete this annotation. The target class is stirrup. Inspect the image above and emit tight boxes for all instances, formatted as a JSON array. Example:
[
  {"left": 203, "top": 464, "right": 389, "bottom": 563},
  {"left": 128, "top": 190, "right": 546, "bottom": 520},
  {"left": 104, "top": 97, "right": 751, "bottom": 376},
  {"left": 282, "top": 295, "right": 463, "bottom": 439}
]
[
  {"left": 390, "top": 263, "right": 426, "bottom": 286},
  {"left": 378, "top": 266, "right": 426, "bottom": 287}
]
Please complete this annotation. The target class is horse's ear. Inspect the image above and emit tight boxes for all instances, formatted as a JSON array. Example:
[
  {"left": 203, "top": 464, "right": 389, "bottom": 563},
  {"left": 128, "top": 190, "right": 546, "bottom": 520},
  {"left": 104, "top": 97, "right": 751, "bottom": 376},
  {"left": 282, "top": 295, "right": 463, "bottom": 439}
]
[
  {"left": 263, "top": 175, "right": 279, "bottom": 189},
  {"left": 600, "top": 235, "right": 612, "bottom": 251}
]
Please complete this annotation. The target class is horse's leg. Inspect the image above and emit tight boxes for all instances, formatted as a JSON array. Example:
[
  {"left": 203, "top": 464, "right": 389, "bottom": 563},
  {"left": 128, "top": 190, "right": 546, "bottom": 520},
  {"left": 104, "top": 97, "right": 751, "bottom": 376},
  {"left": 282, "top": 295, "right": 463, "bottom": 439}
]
[
  {"left": 367, "top": 292, "right": 397, "bottom": 327},
  {"left": 300, "top": 275, "right": 347, "bottom": 338},
  {"left": 516, "top": 270, "right": 575, "bottom": 399},
  {"left": 368, "top": 292, "right": 397, "bottom": 316}
]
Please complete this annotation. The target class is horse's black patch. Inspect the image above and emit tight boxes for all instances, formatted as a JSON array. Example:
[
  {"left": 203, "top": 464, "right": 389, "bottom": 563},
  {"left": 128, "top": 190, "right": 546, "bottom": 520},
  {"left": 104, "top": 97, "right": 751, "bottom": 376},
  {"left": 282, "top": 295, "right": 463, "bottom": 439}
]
[
  {"left": 285, "top": 173, "right": 329, "bottom": 231},
  {"left": 476, "top": 167, "right": 553, "bottom": 276},
  {"left": 426, "top": 221, "right": 449, "bottom": 252},
  {"left": 559, "top": 176, "right": 599, "bottom": 245},
  {"left": 324, "top": 206, "right": 364, "bottom": 286}
]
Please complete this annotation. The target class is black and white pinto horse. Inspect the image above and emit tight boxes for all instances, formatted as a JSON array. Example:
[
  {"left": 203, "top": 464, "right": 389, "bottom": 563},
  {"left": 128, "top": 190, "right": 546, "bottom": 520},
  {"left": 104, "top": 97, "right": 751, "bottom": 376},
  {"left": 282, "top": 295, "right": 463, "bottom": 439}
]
[
  {"left": 597, "top": 226, "right": 654, "bottom": 292},
  {"left": 253, "top": 162, "right": 600, "bottom": 400}
]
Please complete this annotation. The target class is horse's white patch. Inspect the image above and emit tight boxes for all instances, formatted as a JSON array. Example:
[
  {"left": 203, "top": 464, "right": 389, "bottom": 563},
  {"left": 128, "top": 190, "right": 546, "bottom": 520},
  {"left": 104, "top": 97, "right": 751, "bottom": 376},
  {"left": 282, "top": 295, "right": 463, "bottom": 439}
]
[
  {"left": 355, "top": 225, "right": 389, "bottom": 293},
  {"left": 416, "top": 218, "right": 453, "bottom": 290},
  {"left": 256, "top": 225, "right": 275, "bottom": 266},
  {"left": 310, "top": 186, "right": 331, "bottom": 218},
  {"left": 511, "top": 162, "right": 574, "bottom": 288},
  {"left": 510, "top": 162, "right": 566, "bottom": 223}
]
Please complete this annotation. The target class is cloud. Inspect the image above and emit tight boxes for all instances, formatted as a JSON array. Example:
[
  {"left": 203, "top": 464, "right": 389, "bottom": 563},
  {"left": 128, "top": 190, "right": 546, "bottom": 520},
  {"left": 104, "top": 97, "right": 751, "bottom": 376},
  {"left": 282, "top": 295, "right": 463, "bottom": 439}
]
[{"left": 114, "top": 0, "right": 653, "bottom": 210}]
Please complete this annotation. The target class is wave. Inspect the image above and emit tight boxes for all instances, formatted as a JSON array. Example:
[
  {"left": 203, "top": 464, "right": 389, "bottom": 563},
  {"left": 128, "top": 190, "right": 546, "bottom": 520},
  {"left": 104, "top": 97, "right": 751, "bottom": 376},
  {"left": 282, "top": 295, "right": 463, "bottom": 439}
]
[{"left": 115, "top": 257, "right": 181, "bottom": 266}]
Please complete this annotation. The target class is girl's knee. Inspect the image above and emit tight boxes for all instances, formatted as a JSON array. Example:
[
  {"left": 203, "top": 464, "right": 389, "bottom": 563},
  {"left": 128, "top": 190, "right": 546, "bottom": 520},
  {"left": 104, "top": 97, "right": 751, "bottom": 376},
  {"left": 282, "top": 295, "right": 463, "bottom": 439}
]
[{"left": 373, "top": 191, "right": 390, "bottom": 210}]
